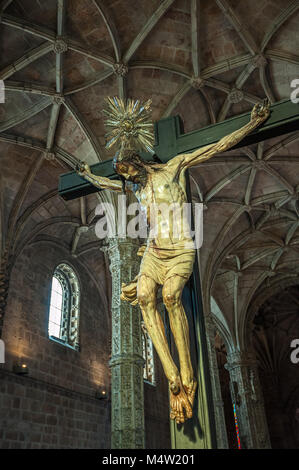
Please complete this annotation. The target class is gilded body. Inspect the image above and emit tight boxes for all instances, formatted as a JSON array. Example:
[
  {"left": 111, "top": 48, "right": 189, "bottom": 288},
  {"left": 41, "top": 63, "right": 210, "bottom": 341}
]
[{"left": 78, "top": 101, "right": 270, "bottom": 423}]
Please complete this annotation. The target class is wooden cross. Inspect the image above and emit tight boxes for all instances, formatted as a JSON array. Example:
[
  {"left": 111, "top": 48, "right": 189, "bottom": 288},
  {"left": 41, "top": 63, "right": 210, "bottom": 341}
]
[{"left": 59, "top": 99, "right": 299, "bottom": 201}]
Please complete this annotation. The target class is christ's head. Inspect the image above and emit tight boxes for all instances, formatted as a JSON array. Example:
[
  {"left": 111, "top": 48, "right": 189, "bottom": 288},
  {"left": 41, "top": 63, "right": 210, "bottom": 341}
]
[{"left": 113, "top": 154, "right": 147, "bottom": 184}]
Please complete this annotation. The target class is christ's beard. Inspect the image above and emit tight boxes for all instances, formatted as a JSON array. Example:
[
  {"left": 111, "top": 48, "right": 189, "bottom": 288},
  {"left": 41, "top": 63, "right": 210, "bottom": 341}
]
[{"left": 128, "top": 168, "right": 147, "bottom": 186}]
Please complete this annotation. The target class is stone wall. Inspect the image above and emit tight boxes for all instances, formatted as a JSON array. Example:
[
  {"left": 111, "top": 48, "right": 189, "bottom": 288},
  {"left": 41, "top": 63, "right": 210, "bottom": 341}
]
[
  {"left": 0, "top": 240, "right": 171, "bottom": 449},
  {"left": 0, "top": 369, "right": 110, "bottom": 449},
  {"left": 0, "top": 242, "right": 111, "bottom": 449}
]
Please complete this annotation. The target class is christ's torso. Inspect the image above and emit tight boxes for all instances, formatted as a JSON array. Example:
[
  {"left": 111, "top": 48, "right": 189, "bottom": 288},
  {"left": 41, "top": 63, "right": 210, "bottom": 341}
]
[{"left": 133, "top": 164, "right": 195, "bottom": 251}]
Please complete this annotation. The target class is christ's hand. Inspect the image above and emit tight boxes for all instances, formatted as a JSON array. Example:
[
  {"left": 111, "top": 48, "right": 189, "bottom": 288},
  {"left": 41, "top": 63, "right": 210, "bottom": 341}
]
[
  {"left": 76, "top": 161, "right": 90, "bottom": 176},
  {"left": 251, "top": 98, "right": 270, "bottom": 121}
]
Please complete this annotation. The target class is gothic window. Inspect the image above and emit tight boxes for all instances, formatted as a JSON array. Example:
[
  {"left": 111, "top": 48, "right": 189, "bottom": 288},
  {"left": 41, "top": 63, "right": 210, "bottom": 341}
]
[
  {"left": 141, "top": 322, "right": 155, "bottom": 385},
  {"left": 48, "top": 263, "right": 80, "bottom": 350}
]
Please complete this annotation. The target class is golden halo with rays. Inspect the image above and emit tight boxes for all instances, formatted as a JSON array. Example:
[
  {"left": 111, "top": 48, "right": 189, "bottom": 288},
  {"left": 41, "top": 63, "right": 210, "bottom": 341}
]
[{"left": 103, "top": 96, "right": 155, "bottom": 160}]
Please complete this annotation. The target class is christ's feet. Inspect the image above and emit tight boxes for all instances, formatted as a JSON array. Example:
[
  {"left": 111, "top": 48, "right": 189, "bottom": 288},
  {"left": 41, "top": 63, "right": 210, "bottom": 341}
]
[
  {"left": 169, "top": 376, "right": 193, "bottom": 424},
  {"left": 183, "top": 378, "right": 197, "bottom": 410}
]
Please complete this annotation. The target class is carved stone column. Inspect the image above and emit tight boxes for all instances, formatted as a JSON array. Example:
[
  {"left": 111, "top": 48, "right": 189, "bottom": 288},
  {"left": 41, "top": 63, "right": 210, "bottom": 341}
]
[
  {"left": 225, "top": 350, "right": 271, "bottom": 449},
  {"left": 104, "top": 238, "right": 145, "bottom": 449},
  {"left": 205, "top": 314, "right": 229, "bottom": 448}
]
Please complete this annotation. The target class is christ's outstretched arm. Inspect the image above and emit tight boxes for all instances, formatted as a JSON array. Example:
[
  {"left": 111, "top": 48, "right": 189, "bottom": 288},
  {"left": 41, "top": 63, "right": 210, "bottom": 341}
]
[
  {"left": 77, "top": 162, "right": 124, "bottom": 192},
  {"left": 168, "top": 99, "right": 270, "bottom": 170}
]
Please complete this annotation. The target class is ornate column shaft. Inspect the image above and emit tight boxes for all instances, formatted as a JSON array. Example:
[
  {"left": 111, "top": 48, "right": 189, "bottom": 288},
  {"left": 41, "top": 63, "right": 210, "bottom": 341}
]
[
  {"left": 205, "top": 314, "right": 229, "bottom": 448},
  {"left": 104, "top": 238, "right": 145, "bottom": 449},
  {"left": 225, "top": 350, "right": 271, "bottom": 449}
]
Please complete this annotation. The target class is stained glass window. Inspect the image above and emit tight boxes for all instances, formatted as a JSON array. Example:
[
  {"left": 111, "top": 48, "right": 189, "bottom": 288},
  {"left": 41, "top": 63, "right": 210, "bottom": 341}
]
[
  {"left": 141, "top": 322, "right": 155, "bottom": 385},
  {"left": 233, "top": 403, "right": 242, "bottom": 449}
]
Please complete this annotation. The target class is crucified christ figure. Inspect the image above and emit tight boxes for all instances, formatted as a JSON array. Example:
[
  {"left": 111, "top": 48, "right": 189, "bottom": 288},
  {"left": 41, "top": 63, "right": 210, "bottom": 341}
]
[{"left": 78, "top": 100, "right": 270, "bottom": 424}]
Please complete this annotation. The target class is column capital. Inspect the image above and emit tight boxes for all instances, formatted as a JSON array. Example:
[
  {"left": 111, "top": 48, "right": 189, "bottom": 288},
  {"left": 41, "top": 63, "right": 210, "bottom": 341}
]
[
  {"left": 103, "top": 237, "right": 140, "bottom": 257},
  {"left": 226, "top": 350, "right": 258, "bottom": 370}
]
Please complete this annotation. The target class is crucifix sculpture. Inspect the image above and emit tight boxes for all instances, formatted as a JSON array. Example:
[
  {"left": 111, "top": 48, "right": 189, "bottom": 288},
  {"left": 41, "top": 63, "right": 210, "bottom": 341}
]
[{"left": 76, "top": 96, "right": 270, "bottom": 424}]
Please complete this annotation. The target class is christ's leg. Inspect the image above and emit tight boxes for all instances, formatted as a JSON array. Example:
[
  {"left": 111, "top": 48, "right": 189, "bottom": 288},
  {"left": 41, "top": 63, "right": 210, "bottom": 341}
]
[
  {"left": 162, "top": 275, "right": 197, "bottom": 415},
  {"left": 137, "top": 274, "right": 191, "bottom": 423}
]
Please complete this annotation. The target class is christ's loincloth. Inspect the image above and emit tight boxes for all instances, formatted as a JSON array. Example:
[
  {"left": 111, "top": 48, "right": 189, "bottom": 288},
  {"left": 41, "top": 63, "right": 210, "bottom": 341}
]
[{"left": 120, "top": 243, "right": 196, "bottom": 306}]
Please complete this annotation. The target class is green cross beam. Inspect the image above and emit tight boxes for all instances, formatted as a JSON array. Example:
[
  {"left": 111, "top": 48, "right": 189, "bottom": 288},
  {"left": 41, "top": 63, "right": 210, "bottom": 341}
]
[{"left": 59, "top": 99, "right": 299, "bottom": 201}]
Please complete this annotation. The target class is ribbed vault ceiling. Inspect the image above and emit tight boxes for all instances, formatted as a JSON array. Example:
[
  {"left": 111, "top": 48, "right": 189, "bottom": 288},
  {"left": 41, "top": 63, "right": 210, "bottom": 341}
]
[{"left": 0, "top": 0, "right": 299, "bottom": 345}]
